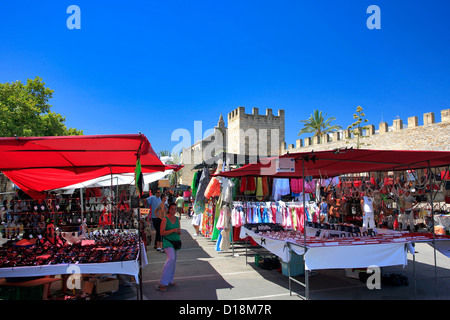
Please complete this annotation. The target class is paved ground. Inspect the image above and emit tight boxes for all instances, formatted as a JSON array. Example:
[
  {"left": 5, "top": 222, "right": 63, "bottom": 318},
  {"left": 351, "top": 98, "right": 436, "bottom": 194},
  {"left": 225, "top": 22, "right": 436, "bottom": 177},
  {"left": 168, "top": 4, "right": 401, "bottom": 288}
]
[{"left": 103, "top": 216, "right": 450, "bottom": 301}]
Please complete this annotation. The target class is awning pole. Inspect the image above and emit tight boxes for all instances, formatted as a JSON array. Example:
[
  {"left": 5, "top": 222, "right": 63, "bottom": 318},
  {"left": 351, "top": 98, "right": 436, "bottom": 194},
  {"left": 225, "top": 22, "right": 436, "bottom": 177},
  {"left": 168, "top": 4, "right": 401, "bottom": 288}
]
[
  {"left": 428, "top": 161, "right": 437, "bottom": 297},
  {"left": 302, "top": 157, "right": 309, "bottom": 300},
  {"left": 80, "top": 187, "right": 84, "bottom": 226}
]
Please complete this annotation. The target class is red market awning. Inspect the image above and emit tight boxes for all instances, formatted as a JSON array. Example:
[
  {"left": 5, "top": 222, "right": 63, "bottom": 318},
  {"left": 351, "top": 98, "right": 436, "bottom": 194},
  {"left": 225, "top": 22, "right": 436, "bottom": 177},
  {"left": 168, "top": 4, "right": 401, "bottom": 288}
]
[
  {"left": 0, "top": 134, "right": 179, "bottom": 198},
  {"left": 215, "top": 148, "right": 450, "bottom": 179}
]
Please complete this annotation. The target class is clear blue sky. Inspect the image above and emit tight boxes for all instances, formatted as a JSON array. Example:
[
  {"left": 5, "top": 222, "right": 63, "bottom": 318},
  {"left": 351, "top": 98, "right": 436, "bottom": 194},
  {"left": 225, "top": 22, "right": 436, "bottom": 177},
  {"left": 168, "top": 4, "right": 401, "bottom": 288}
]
[{"left": 0, "top": 0, "right": 449, "bottom": 154}]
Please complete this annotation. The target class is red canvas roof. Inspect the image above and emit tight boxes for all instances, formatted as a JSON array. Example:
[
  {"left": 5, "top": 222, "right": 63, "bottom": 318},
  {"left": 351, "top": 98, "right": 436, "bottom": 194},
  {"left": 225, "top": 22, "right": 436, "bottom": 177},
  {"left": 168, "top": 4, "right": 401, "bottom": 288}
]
[
  {"left": 215, "top": 148, "right": 450, "bottom": 179},
  {"left": 0, "top": 134, "right": 179, "bottom": 198}
]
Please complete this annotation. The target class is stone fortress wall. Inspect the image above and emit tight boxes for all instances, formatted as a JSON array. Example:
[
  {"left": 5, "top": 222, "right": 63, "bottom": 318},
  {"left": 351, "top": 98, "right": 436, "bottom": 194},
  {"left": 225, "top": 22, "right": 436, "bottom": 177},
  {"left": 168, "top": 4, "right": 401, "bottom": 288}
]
[
  {"left": 282, "top": 108, "right": 450, "bottom": 154},
  {"left": 227, "top": 106, "right": 285, "bottom": 157}
]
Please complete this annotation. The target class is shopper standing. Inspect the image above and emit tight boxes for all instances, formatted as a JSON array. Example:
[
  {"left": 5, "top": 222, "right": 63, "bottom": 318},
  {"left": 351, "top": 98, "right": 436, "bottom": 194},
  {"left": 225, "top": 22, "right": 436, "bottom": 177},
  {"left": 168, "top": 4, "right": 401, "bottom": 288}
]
[
  {"left": 361, "top": 190, "right": 375, "bottom": 229},
  {"left": 147, "top": 189, "right": 161, "bottom": 249},
  {"left": 400, "top": 190, "right": 418, "bottom": 231},
  {"left": 175, "top": 194, "right": 184, "bottom": 218},
  {"left": 319, "top": 197, "right": 328, "bottom": 223},
  {"left": 154, "top": 194, "right": 168, "bottom": 251},
  {"left": 156, "top": 203, "right": 181, "bottom": 291}
]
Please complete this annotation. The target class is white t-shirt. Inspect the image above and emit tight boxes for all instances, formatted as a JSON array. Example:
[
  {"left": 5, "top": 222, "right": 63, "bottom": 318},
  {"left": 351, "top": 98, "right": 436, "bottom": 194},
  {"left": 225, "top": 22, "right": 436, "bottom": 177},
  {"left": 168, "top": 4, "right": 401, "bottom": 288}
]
[{"left": 363, "top": 196, "right": 374, "bottom": 213}]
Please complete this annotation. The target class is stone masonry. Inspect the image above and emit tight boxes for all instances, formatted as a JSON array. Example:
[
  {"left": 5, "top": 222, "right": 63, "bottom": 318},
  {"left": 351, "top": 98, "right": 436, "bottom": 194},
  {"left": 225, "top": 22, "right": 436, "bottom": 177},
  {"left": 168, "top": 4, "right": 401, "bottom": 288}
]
[
  {"left": 227, "top": 107, "right": 285, "bottom": 157},
  {"left": 282, "top": 109, "right": 450, "bottom": 154}
]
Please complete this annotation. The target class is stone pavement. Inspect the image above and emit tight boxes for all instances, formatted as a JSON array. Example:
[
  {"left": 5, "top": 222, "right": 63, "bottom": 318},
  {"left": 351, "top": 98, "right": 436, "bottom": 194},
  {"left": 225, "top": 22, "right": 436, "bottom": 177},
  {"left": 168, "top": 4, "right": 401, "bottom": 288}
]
[{"left": 104, "top": 216, "right": 450, "bottom": 301}]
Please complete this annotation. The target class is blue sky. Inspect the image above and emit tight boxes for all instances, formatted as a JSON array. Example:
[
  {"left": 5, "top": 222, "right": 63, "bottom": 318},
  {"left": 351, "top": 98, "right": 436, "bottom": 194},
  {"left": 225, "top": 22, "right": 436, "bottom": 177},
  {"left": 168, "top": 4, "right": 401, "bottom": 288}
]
[{"left": 0, "top": 0, "right": 449, "bottom": 154}]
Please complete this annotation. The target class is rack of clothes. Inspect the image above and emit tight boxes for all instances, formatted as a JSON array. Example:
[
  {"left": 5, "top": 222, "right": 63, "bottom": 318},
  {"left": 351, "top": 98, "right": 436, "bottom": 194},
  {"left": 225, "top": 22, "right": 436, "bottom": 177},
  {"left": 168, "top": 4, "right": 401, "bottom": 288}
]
[{"left": 231, "top": 201, "right": 320, "bottom": 233}]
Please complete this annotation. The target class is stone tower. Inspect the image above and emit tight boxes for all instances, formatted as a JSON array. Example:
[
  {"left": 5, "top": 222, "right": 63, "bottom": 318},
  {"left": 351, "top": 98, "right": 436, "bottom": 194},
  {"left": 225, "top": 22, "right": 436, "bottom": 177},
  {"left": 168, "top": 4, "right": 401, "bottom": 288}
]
[{"left": 227, "top": 107, "right": 285, "bottom": 157}]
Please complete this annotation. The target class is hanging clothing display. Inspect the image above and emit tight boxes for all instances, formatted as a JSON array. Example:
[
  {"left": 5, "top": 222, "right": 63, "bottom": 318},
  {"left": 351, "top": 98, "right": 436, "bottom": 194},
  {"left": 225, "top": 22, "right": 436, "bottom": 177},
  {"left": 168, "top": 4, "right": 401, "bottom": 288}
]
[
  {"left": 255, "top": 177, "right": 269, "bottom": 201},
  {"left": 195, "top": 167, "right": 210, "bottom": 203},
  {"left": 220, "top": 178, "right": 235, "bottom": 204},
  {"left": 241, "top": 177, "right": 257, "bottom": 195},
  {"left": 201, "top": 201, "right": 215, "bottom": 238},
  {"left": 204, "top": 168, "right": 221, "bottom": 199},
  {"left": 219, "top": 205, "right": 232, "bottom": 251},
  {"left": 211, "top": 197, "right": 222, "bottom": 241},
  {"left": 272, "top": 178, "right": 290, "bottom": 201},
  {"left": 230, "top": 201, "right": 319, "bottom": 233},
  {"left": 191, "top": 171, "right": 199, "bottom": 199},
  {"left": 290, "top": 179, "right": 302, "bottom": 194},
  {"left": 192, "top": 167, "right": 210, "bottom": 226}
]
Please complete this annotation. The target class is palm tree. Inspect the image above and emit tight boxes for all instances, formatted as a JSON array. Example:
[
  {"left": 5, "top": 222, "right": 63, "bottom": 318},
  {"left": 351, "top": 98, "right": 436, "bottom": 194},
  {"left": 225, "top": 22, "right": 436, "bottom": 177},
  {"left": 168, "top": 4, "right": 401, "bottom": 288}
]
[
  {"left": 158, "top": 150, "right": 171, "bottom": 157},
  {"left": 298, "top": 109, "right": 342, "bottom": 137}
]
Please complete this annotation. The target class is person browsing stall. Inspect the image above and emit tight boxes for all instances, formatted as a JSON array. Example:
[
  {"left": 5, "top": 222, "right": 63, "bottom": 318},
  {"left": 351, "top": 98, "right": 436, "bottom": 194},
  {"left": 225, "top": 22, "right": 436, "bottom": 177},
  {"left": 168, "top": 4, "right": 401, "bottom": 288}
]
[
  {"left": 146, "top": 190, "right": 161, "bottom": 249},
  {"left": 361, "top": 190, "right": 375, "bottom": 229},
  {"left": 154, "top": 194, "right": 168, "bottom": 251},
  {"left": 319, "top": 197, "right": 328, "bottom": 223},
  {"left": 175, "top": 194, "right": 184, "bottom": 218},
  {"left": 156, "top": 203, "right": 181, "bottom": 291},
  {"left": 401, "top": 190, "right": 418, "bottom": 231}
]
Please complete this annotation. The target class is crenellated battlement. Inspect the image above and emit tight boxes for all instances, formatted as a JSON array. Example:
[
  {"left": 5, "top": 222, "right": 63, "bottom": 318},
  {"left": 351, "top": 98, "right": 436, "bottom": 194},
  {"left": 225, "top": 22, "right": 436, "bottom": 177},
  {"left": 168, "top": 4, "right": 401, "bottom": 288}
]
[
  {"left": 283, "top": 108, "right": 450, "bottom": 153},
  {"left": 227, "top": 106, "right": 285, "bottom": 156},
  {"left": 228, "top": 106, "right": 285, "bottom": 122}
]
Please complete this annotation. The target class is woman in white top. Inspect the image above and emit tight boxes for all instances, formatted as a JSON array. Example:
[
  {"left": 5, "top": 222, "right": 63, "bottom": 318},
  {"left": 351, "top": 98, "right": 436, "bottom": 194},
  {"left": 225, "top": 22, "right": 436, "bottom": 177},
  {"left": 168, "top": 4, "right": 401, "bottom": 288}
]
[{"left": 361, "top": 190, "right": 375, "bottom": 229}]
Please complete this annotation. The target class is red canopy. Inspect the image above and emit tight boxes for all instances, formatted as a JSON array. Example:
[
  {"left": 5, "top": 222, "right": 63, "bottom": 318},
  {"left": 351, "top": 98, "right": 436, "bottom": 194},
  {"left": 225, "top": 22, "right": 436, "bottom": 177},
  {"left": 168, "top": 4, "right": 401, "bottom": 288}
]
[
  {"left": 215, "top": 148, "right": 450, "bottom": 179},
  {"left": 0, "top": 134, "right": 178, "bottom": 198}
]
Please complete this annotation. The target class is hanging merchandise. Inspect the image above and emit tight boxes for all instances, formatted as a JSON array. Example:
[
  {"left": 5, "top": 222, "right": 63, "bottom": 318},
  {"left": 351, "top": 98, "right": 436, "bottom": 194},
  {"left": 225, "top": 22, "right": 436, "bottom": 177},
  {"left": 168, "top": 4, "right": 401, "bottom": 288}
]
[
  {"left": 201, "top": 200, "right": 215, "bottom": 238},
  {"left": 256, "top": 177, "right": 264, "bottom": 201},
  {"left": 255, "top": 177, "right": 269, "bottom": 201},
  {"left": 219, "top": 205, "right": 232, "bottom": 251},
  {"left": 214, "top": 204, "right": 232, "bottom": 251},
  {"left": 220, "top": 178, "right": 235, "bottom": 205},
  {"left": 195, "top": 167, "right": 211, "bottom": 203},
  {"left": 231, "top": 176, "right": 240, "bottom": 200},
  {"left": 241, "top": 177, "right": 256, "bottom": 195},
  {"left": 230, "top": 200, "right": 319, "bottom": 233},
  {"left": 191, "top": 171, "right": 199, "bottom": 199},
  {"left": 290, "top": 179, "right": 302, "bottom": 194},
  {"left": 204, "top": 167, "right": 222, "bottom": 199},
  {"left": 303, "top": 178, "right": 316, "bottom": 193},
  {"left": 211, "top": 197, "right": 223, "bottom": 241},
  {"left": 272, "top": 178, "right": 290, "bottom": 201}
]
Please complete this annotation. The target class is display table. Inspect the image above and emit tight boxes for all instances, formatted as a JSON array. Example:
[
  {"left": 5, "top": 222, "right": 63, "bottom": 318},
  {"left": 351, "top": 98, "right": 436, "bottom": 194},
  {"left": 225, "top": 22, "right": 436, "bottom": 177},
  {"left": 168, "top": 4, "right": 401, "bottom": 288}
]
[
  {"left": 0, "top": 243, "right": 148, "bottom": 284},
  {"left": 240, "top": 226, "right": 450, "bottom": 271}
]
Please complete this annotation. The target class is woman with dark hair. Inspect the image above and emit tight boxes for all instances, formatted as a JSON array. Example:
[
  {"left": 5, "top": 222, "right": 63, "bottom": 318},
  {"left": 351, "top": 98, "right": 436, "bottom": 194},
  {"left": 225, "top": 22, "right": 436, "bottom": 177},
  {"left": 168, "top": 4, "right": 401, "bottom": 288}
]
[
  {"left": 156, "top": 202, "right": 181, "bottom": 291},
  {"left": 153, "top": 194, "right": 167, "bottom": 251}
]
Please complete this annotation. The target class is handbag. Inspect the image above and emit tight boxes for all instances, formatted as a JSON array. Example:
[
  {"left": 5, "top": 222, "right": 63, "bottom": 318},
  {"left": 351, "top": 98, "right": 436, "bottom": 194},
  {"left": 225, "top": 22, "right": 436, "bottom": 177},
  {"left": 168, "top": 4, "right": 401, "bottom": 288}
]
[{"left": 164, "top": 237, "right": 182, "bottom": 250}]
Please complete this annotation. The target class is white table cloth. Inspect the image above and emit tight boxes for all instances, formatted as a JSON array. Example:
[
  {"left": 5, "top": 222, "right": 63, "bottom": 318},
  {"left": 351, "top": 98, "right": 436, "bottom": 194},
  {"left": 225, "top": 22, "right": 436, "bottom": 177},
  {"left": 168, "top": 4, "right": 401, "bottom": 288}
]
[{"left": 0, "top": 243, "right": 148, "bottom": 284}]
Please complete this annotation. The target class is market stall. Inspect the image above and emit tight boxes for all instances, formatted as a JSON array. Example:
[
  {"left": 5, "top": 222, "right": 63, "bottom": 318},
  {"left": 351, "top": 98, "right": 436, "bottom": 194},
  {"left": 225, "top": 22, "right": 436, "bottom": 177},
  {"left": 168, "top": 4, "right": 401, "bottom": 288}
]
[
  {"left": 0, "top": 134, "right": 180, "bottom": 299},
  {"left": 214, "top": 148, "right": 450, "bottom": 299}
]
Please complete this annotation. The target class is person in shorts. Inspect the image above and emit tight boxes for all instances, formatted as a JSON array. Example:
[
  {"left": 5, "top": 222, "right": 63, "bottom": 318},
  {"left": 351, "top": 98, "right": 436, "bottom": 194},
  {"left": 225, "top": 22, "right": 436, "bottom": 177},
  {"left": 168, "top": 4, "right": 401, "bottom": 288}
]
[{"left": 175, "top": 194, "right": 184, "bottom": 218}]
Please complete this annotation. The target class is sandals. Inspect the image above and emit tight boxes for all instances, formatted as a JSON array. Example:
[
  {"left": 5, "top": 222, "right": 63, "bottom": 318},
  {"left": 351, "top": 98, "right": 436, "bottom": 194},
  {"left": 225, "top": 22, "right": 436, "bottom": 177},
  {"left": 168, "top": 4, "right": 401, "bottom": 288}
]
[
  {"left": 155, "top": 283, "right": 179, "bottom": 291},
  {"left": 155, "top": 284, "right": 167, "bottom": 291}
]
